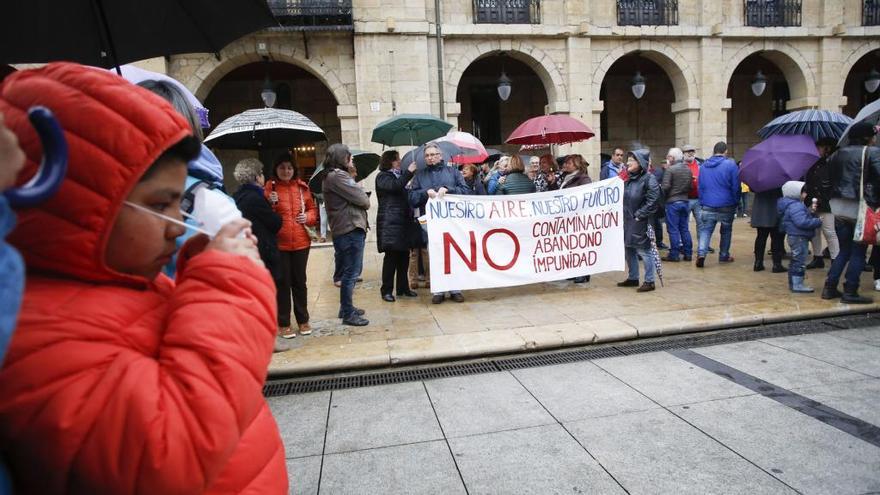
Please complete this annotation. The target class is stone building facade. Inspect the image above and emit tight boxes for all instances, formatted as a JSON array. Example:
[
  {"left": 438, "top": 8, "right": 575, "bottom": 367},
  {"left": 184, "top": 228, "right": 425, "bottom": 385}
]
[{"left": 165, "top": 0, "right": 880, "bottom": 178}]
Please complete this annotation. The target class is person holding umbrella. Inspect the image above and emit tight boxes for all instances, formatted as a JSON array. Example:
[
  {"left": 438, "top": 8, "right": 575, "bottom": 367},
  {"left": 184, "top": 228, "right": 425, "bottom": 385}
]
[
  {"left": 376, "top": 150, "right": 419, "bottom": 302},
  {"left": 268, "top": 152, "right": 318, "bottom": 338},
  {"left": 617, "top": 150, "right": 661, "bottom": 292},
  {"left": 821, "top": 122, "right": 880, "bottom": 303}
]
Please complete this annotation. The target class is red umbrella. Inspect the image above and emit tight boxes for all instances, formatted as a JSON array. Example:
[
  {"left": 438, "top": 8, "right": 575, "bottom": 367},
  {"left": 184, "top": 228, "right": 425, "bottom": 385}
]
[
  {"left": 505, "top": 115, "right": 595, "bottom": 146},
  {"left": 437, "top": 131, "right": 488, "bottom": 164}
]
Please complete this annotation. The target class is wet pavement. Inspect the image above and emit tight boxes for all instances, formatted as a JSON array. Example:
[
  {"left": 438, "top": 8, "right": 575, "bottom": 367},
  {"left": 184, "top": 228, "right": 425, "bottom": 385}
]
[
  {"left": 271, "top": 216, "right": 879, "bottom": 376},
  {"left": 270, "top": 323, "right": 880, "bottom": 494}
]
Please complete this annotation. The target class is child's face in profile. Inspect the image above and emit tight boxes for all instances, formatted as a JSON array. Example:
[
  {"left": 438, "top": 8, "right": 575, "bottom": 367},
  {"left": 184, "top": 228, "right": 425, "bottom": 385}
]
[{"left": 105, "top": 159, "right": 187, "bottom": 280}]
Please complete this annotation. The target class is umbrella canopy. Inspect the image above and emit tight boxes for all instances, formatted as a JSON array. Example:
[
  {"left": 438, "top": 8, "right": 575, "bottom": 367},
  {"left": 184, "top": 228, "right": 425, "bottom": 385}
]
[
  {"left": 437, "top": 131, "right": 488, "bottom": 164},
  {"left": 204, "top": 108, "right": 325, "bottom": 150},
  {"left": 111, "top": 64, "right": 210, "bottom": 128},
  {"left": 646, "top": 224, "right": 664, "bottom": 288},
  {"left": 400, "top": 141, "right": 464, "bottom": 170},
  {"left": 838, "top": 98, "right": 880, "bottom": 147},
  {"left": 739, "top": 134, "right": 820, "bottom": 193},
  {"left": 371, "top": 114, "right": 453, "bottom": 146},
  {"left": 0, "top": 0, "right": 277, "bottom": 70},
  {"left": 506, "top": 115, "right": 595, "bottom": 146},
  {"left": 757, "top": 110, "right": 853, "bottom": 141},
  {"left": 308, "top": 149, "right": 376, "bottom": 195}
]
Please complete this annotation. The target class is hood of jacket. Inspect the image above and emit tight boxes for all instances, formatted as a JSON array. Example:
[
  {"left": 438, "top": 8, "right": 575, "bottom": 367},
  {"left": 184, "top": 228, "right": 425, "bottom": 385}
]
[
  {"left": 628, "top": 149, "right": 650, "bottom": 171},
  {"left": 701, "top": 154, "right": 728, "bottom": 169},
  {"left": 0, "top": 63, "right": 192, "bottom": 288},
  {"left": 781, "top": 180, "right": 805, "bottom": 200}
]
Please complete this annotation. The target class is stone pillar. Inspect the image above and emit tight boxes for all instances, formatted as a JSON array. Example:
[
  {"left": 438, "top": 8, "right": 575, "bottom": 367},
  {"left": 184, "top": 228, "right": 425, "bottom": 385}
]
[
  {"left": 818, "top": 37, "right": 847, "bottom": 111},
  {"left": 563, "top": 36, "right": 596, "bottom": 162},
  {"left": 698, "top": 37, "right": 725, "bottom": 155}
]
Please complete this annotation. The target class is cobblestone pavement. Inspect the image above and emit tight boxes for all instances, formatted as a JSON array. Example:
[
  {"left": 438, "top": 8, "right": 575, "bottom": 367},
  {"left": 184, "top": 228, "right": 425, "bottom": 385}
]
[{"left": 271, "top": 217, "right": 879, "bottom": 375}]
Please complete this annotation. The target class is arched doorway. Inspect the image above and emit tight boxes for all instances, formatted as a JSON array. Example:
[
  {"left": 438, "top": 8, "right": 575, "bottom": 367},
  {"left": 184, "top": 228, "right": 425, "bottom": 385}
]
[
  {"left": 204, "top": 61, "right": 341, "bottom": 187},
  {"left": 842, "top": 49, "right": 880, "bottom": 118},
  {"left": 726, "top": 54, "right": 790, "bottom": 158},
  {"left": 455, "top": 54, "right": 548, "bottom": 151},
  {"left": 599, "top": 54, "right": 676, "bottom": 157}
]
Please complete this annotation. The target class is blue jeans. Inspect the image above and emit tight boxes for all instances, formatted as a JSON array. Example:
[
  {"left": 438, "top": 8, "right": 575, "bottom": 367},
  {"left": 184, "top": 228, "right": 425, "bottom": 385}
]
[
  {"left": 665, "top": 200, "right": 692, "bottom": 259},
  {"left": 688, "top": 199, "right": 702, "bottom": 236},
  {"left": 787, "top": 235, "right": 809, "bottom": 277},
  {"left": 825, "top": 219, "right": 867, "bottom": 290},
  {"left": 333, "top": 229, "right": 366, "bottom": 319},
  {"left": 698, "top": 206, "right": 735, "bottom": 259},
  {"left": 626, "top": 246, "right": 655, "bottom": 283}
]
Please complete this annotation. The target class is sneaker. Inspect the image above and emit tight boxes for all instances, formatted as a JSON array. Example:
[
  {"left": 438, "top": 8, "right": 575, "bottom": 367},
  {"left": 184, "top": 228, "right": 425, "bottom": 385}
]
[
  {"left": 431, "top": 294, "right": 445, "bottom": 304},
  {"left": 298, "top": 323, "right": 312, "bottom": 336},
  {"left": 450, "top": 293, "right": 465, "bottom": 303},
  {"left": 279, "top": 326, "right": 296, "bottom": 339},
  {"left": 661, "top": 255, "right": 680, "bottom": 262},
  {"left": 875, "top": 279, "right": 880, "bottom": 292},
  {"left": 616, "top": 279, "right": 639, "bottom": 287},
  {"left": 637, "top": 282, "right": 656, "bottom": 292},
  {"left": 338, "top": 307, "right": 366, "bottom": 318},
  {"left": 719, "top": 256, "right": 734, "bottom": 263},
  {"left": 696, "top": 257, "right": 705, "bottom": 267},
  {"left": 333, "top": 280, "right": 341, "bottom": 288},
  {"left": 342, "top": 315, "right": 369, "bottom": 326}
]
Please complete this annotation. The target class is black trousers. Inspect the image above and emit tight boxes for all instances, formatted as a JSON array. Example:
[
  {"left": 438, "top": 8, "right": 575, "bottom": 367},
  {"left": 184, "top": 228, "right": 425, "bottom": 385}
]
[
  {"left": 277, "top": 248, "right": 310, "bottom": 327},
  {"left": 754, "top": 227, "right": 784, "bottom": 264},
  {"left": 381, "top": 250, "right": 410, "bottom": 296}
]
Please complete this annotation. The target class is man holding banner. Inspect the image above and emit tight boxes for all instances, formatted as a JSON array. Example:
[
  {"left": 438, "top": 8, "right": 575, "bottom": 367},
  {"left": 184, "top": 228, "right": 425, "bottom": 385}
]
[
  {"left": 422, "top": 171, "right": 626, "bottom": 293},
  {"left": 408, "top": 142, "right": 472, "bottom": 304}
]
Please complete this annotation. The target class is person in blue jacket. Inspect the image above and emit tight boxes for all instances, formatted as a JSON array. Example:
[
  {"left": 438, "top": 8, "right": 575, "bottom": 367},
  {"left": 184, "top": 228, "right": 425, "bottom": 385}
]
[
  {"left": 777, "top": 180, "right": 823, "bottom": 293},
  {"left": 696, "top": 141, "right": 740, "bottom": 267},
  {"left": 0, "top": 111, "right": 26, "bottom": 495}
]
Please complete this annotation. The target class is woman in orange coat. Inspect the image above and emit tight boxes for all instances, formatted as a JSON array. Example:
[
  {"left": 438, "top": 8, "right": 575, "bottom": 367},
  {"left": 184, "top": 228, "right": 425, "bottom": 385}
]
[
  {"left": 266, "top": 152, "right": 318, "bottom": 338},
  {"left": 0, "top": 63, "right": 286, "bottom": 494}
]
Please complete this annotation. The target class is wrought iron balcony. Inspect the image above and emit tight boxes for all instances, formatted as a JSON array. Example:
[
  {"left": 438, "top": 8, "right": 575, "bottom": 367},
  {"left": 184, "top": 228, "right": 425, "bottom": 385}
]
[
  {"left": 865, "top": 0, "right": 880, "bottom": 26},
  {"left": 617, "top": 0, "right": 679, "bottom": 26},
  {"left": 473, "top": 0, "right": 541, "bottom": 24},
  {"left": 267, "top": 0, "right": 353, "bottom": 31},
  {"left": 744, "top": 0, "right": 801, "bottom": 27}
]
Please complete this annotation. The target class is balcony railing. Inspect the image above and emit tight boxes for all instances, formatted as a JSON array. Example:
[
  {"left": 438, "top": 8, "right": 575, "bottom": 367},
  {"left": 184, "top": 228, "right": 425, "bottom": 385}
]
[
  {"left": 744, "top": 0, "right": 801, "bottom": 27},
  {"left": 617, "top": 0, "right": 679, "bottom": 26},
  {"left": 865, "top": 0, "right": 880, "bottom": 25},
  {"left": 473, "top": 0, "right": 541, "bottom": 24},
  {"left": 267, "top": 0, "right": 353, "bottom": 31}
]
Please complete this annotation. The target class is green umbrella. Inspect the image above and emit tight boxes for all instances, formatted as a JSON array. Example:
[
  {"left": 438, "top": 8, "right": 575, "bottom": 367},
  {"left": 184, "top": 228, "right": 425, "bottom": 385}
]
[
  {"left": 370, "top": 113, "right": 453, "bottom": 146},
  {"left": 308, "top": 149, "right": 379, "bottom": 194}
]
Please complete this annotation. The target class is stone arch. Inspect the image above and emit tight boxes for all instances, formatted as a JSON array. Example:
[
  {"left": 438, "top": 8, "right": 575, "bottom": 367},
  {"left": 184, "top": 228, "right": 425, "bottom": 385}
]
[
  {"left": 841, "top": 40, "right": 880, "bottom": 86},
  {"left": 722, "top": 41, "right": 816, "bottom": 106},
  {"left": 176, "top": 39, "right": 353, "bottom": 107},
  {"left": 445, "top": 40, "right": 567, "bottom": 109},
  {"left": 591, "top": 40, "right": 698, "bottom": 104}
]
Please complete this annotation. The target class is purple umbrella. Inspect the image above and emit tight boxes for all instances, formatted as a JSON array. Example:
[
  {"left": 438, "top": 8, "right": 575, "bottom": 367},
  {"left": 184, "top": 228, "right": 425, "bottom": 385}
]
[{"left": 739, "top": 134, "right": 819, "bottom": 193}]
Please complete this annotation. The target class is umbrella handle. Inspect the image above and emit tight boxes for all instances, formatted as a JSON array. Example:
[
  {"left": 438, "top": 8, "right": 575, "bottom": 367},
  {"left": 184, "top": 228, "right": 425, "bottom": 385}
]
[{"left": 4, "top": 107, "right": 68, "bottom": 208}]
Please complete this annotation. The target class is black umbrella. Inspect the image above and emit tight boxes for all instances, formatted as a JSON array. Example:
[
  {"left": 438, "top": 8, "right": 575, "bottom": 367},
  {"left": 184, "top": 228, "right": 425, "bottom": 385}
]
[
  {"left": 400, "top": 141, "right": 464, "bottom": 170},
  {"left": 0, "top": 0, "right": 277, "bottom": 71},
  {"left": 203, "top": 108, "right": 326, "bottom": 150}
]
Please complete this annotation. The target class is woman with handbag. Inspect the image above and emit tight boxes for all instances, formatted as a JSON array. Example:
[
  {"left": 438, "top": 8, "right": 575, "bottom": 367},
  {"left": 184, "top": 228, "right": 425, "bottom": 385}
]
[{"left": 821, "top": 122, "right": 880, "bottom": 303}]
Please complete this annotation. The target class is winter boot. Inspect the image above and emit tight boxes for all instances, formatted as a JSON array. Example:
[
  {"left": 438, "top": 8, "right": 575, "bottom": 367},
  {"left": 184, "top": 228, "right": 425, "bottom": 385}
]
[
  {"left": 805, "top": 256, "right": 825, "bottom": 269},
  {"left": 841, "top": 284, "right": 873, "bottom": 304},
  {"left": 790, "top": 275, "right": 814, "bottom": 293},
  {"left": 771, "top": 262, "right": 788, "bottom": 273},
  {"left": 820, "top": 284, "right": 842, "bottom": 300}
]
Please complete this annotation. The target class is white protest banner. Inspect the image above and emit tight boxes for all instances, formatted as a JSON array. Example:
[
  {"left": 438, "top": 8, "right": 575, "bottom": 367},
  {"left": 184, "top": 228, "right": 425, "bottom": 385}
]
[{"left": 425, "top": 177, "right": 625, "bottom": 292}]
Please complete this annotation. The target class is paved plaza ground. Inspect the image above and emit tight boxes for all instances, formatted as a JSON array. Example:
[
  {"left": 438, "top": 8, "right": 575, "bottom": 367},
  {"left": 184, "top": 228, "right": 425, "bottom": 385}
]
[
  {"left": 269, "top": 321, "right": 880, "bottom": 494},
  {"left": 271, "top": 217, "right": 880, "bottom": 376}
]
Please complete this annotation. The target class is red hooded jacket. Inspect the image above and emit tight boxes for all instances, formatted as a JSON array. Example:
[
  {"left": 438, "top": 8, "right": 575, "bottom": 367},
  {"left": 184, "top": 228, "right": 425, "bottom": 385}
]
[
  {"left": 265, "top": 178, "right": 317, "bottom": 251},
  {"left": 0, "top": 64, "right": 286, "bottom": 494}
]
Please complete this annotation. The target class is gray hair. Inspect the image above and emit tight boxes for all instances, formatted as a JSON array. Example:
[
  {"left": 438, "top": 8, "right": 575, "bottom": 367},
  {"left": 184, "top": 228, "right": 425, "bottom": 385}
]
[
  {"left": 137, "top": 79, "right": 203, "bottom": 140},
  {"left": 233, "top": 158, "right": 264, "bottom": 184},
  {"left": 667, "top": 147, "right": 683, "bottom": 162}
]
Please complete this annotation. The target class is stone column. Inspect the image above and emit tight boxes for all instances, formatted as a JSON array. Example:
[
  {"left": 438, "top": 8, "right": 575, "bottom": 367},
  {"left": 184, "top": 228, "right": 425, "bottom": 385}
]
[
  {"left": 563, "top": 36, "right": 595, "bottom": 162},
  {"left": 698, "top": 37, "right": 724, "bottom": 155},
  {"left": 818, "top": 37, "right": 847, "bottom": 111}
]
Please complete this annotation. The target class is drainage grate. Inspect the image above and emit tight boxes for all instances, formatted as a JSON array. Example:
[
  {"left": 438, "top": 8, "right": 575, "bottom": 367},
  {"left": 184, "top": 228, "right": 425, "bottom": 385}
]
[
  {"left": 494, "top": 347, "right": 625, "bottom": 371},
  {"left": 264, "top": 312, "right": 879, "bottom": 397}
]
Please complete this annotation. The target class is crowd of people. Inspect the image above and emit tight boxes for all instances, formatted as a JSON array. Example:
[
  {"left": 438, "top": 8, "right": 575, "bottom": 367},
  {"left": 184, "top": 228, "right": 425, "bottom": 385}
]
[{"left": 0, "top": 61, "right": 878, "bottom": 494}]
